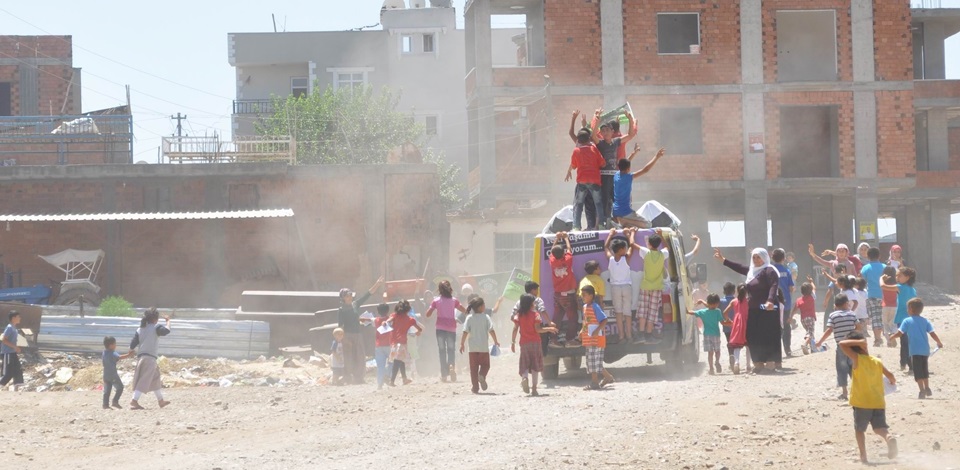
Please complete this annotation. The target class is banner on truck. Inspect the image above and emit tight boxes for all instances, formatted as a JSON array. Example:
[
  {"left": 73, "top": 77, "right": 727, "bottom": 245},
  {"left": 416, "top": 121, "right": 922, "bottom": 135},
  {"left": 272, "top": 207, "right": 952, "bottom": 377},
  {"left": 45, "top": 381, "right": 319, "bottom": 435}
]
[{"left": 502, "top": 268, "right": 533, "bottom": 302}]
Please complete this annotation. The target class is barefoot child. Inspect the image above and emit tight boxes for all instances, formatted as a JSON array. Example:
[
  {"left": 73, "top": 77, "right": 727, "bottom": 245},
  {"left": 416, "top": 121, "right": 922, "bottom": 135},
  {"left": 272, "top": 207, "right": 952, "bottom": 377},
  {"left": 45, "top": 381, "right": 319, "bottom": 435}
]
[
  {"left": 129, "top": 308, "right": 171, "bottom": 410},
  {"left": 890, "top": 298, "right": 943, "bottom": 399},
  {"left": 512, "top": 294, "right": 557, "bottom": 396},
  {"left": 688, "top": 294, "right": 724, "bottom": 374},
  {"left": 839, "top": 331, "right": 898, "bottom": 464},
  {"left": 389, "top": 300, "right": 423, "bottom": 386},
  {"left": 330, "top": 328, "right": 346, "bottom": 386},
  {"left": 0, "top": 311, "right": 24, "bottom": 391},
  {"left": 816, "top": 294, "right": 859, "bottom": 400},
  {"left": 102, "top": 336, "right": 134, "bottom": 409},
  {"left": 460, "top": 297, "right": 500, "bottom": 394},
  {"left": 580, "top": 285, "right": 615, "bottom": 390}
]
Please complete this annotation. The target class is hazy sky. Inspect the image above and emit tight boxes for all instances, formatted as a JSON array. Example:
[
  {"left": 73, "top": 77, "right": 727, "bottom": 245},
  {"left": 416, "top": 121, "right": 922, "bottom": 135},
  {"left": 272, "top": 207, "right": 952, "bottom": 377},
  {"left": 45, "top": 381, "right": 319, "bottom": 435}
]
[{"left": 1, "top": 0, "right": 958, "bottom": 240}]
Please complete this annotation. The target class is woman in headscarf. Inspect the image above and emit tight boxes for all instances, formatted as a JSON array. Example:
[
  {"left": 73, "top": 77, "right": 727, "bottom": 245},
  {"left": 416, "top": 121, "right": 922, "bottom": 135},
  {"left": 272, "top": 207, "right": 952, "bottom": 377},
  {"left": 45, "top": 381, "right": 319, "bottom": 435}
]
[
  {"left": 887, "top": 245, "right": 905, "bottom": 269},
  {"left": 714, "top": 247, "right": 781, "bottom": 372}
]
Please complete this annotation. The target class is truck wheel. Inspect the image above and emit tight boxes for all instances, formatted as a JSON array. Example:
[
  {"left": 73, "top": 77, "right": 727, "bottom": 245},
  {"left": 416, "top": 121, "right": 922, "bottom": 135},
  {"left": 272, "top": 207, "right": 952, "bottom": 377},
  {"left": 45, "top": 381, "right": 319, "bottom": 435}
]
[
  {"left": 55, "top": 288, "right": 101, "bottom": 307},
  {"left": 563, "top": 355, "right": 582, "bottom": 372},
  {"left": 681, "top": 329, "right": 700, "bottom": 366},
  {"left": 543, "top": 362, "right": 560, "bottom": 380}
]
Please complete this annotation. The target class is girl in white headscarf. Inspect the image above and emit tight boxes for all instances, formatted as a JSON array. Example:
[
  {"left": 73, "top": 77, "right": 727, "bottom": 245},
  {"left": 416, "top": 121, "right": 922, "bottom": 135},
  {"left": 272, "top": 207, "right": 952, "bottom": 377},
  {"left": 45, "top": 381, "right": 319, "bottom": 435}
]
[{"left": 714, "top": 247, "right": 782, "bottom": 373}]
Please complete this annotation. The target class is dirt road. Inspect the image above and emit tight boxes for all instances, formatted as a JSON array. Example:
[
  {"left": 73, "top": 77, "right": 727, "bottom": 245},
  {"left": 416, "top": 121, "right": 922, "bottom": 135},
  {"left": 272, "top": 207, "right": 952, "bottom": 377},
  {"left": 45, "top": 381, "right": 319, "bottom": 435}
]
[{"left": 2, "top": 306, "right": 958, "bottom": 469}]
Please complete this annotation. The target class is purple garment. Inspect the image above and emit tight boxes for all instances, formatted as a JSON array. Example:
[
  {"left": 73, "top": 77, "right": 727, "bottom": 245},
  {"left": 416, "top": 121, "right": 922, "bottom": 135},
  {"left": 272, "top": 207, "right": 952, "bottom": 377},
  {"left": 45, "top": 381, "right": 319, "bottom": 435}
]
[
  {"left": 722, "top": 259, "right": 779, "bottom": 310},
  {"left": 430, "top": 297, "right": 461, "bottom": 332}
]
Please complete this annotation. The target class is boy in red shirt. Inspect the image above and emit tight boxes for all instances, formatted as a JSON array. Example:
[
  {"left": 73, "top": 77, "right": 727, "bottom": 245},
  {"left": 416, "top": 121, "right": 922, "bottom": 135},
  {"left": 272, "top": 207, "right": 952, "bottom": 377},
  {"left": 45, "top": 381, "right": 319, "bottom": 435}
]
[
  {"left": 794, "top": 282, "right": 818, "bottom": 354},
  {"left": 549, "top": 232, "right": 580, "bottom": 347},
  {"left": 565, "top": 129, "right": 605, "bottom": 231}
]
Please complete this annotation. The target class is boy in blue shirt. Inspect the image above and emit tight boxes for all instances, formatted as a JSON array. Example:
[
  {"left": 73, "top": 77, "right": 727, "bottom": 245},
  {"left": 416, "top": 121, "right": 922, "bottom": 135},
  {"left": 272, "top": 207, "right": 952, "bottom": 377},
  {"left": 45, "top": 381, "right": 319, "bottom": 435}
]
[
  {"left": 890, "top": 298, "right": 943, "bottom": 399},
  {"left": 0, "top": 311, "right": 23, "bottom": 390},
  {"left": 859, "top": 247, "right": 886, "bottom": 347},
  {"left": 611, "top": 145, "right": 664, "bottom": 228},
  {"left": 882, "top": 267, "right": 918, "bottom": 372},
  {"left": 102, "top": 336, "right": 135, "bottom": 409},
  {"left": 688, "top": 294, "right": 724, "bottom": 375}
]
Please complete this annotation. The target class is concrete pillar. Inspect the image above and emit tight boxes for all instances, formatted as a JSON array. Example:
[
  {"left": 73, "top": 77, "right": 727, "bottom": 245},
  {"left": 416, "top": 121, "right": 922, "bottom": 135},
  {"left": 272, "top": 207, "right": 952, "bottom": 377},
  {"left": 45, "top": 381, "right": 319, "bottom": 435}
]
[
  {"left": 740, "top": 0, "right": 766, "bottom": 181},
  {"left": 922, "top": 21, "right": 946, "bottom": 80},
  {"left": 851, "top": 0, "right": 876, "bottom": 82},
  {"left": 927, "top": 107, "right": 950, "bottom": 171},
  {"left": 831, "top": 195, "right": 855, "bottom": 246},
  {"left": 930, "top": 201, "right": 954, "bottom": 290},
  {"left": 789, "top": 207, "right": 816, "bottom": 281},
  {"left": 526, "top": 6, "right": 546, "bottom": 67},
  {"left": 203, "top": 180, "right": 227, "bottom": 306},
  {"left": 770, "top": 210, "right": 791, "bottom": 254},
  {"left": 855, "top": 188, "right": 879, "bottom": 243},
  {"left": 473, "top": 0, "right": 493, "bottom": 86},
  {"left": 905, "top": 205, "right": 932, "bottom": 283},
  {"left": 744, "top": 185, "right": 768, "bottom": 253},
  {"left": 101, "top": 183, "right": 119, "bottom": 297},
  {"left": 600, "top": 0, "right": 625, "bottom": 108},
  {"left": 854, "top": 91, "right": 878, "bottom": 178},
  {"left": 471, "top": 0, "right": 497, "bottom": 209}
]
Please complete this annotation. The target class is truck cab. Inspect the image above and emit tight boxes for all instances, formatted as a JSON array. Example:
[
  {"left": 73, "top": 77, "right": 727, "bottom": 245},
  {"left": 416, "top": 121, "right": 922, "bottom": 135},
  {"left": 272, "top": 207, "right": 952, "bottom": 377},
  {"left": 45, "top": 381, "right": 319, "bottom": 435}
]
[{"left": 531, "top": 228, "right": 700, "bottom": 379}]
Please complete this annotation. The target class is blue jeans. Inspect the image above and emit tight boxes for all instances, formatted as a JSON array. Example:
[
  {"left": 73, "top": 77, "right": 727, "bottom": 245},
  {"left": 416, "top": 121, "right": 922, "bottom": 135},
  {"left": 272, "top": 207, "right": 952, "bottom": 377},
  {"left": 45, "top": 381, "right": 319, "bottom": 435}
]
[
  {"left": 103, "top": 378, "right": 123, "bottom": 406},
  {"left": 836, "top": 347, "right": 852, "bottom": 387},
  {"left": 573, "top": 183, "right": 603, "bottom": 230},
  {"left": 374, "top": 346, "right": 392, "bottom": 387},
  {"left": 436, "top": 330, "right": 457, "bottom": 378}
]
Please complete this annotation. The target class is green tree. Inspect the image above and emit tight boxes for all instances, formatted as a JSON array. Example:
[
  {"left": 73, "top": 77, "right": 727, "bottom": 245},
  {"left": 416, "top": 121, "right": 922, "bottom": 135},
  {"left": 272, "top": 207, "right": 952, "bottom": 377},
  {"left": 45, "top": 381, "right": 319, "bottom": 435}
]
[{"left": 257, "top": 85, "right": 463, "bottom": 210}]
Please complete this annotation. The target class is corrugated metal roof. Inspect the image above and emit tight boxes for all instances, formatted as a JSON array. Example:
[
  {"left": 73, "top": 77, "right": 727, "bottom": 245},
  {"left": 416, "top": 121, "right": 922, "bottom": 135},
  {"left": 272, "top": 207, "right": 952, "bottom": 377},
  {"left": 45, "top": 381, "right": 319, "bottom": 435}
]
[{"left": 0, "top": 208, "right": 294, "bottom": 222}]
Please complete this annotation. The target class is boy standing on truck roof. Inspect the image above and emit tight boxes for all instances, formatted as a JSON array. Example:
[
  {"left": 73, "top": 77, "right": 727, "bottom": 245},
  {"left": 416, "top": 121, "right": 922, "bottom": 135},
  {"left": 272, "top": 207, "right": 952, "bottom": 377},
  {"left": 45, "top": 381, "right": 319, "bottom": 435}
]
[
  {"left": 565, "top": 129, "right": 605, "bottom": 231},
  {"left": 611, "top": 146, "right": 665, "bottom": 229},
  {"left": 549, "top": 232, "right": 580, "bottom": 347},
  {"left": 631, "top": 231, "right": 667, "bottom": 345}
]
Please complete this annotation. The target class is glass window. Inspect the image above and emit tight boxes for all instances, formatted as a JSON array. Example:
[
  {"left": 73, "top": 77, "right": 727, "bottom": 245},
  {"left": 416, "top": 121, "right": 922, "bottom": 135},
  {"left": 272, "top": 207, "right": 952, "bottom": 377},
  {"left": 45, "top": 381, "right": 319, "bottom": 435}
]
[
  {"left": 402, "top": 35, "right": 413, "bottom": 54},
  {"left": 335, "top": 72, "right": 366, "bottom": 91},
  {"left": 494, "top": 233, "right": 537, "bottom": 273},
  {"left": 291, "top": 77, "right": 309, "bottom": 98},
  {"left": 425, "top": 115, "right": 439, "bottom": 136},
  {"left": 657, "top": 13, "right": 700, "bottom": 54},
  {"left": 423, "top": 34, "right": 435, "bottom": 53}
]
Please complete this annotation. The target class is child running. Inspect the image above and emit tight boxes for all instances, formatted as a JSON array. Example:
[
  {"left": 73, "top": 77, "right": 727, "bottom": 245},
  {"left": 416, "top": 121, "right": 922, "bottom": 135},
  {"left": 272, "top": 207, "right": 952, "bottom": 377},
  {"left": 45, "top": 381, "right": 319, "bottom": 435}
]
[
  {"left": 580, "top": 285, "right": 615, "bottom": 390},
  {"left": 101, "top": 336, "right": 134, "bottom": 409},
  {"left": 890, "top": 298, "right": 943, "bottom": 399},
  {"left": 794, "top": 283, "right": 818, "bottom": 355},
  {"left": 860, "top": 247, "right": 886, "bottom": 347},
  {"left": 460, "top": 297, "right": 500, "bottom": 394},
  {"left": 688, "top": 294, "right": 724, "bottom": 375},
  {"left": 389, "top": 300, "right": 423, "bottom": 386},
  {"left": 512, "top": 294, "right": 558, "bottom": 396},
  {"left": 816, "top": 294, "right": 860, "bottom": 400},
  {"left": 0, "top": 311, "right": 24, "bottom": 391},
  {"left": 425, "top": 280, "right": 467, "bottom": 382},
  {"left": 882, "top": 267, "right": 918, "bottom": 372},
  {"left": 838, "top": 332, "right": 898, "bottom": 464},
  {"left": 724, "top": 284, "right": 751, "bottom": 374},
  {"left": 129, "top": 308, "right": 171, "bottom": 410}
]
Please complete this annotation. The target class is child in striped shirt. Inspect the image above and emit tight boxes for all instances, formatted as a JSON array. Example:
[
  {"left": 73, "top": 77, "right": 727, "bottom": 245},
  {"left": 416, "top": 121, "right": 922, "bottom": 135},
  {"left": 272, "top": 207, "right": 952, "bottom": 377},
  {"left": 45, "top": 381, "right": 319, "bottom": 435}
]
[
  {"left": 816, "top": 293, "right": 860, "bottom": 400},
  {"left": 580, "top": 285, "right": 615, "bottom": 390}
]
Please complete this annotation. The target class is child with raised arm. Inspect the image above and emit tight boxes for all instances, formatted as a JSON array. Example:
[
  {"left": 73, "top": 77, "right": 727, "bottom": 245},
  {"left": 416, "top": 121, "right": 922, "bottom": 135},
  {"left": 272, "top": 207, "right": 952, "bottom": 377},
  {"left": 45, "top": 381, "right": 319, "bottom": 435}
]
[
  {"left": 603, "top": 228, "right": 635, "bottom": 343},
  {"left": 611, "top": 145, "right": 665, "bottom": 228},
  {"left": 688, "top": 294, "right": 724, "bottom": 375},
  {"left": 337, "top": 275, "right": 385, "bottom": 384},
  {"left": 460, "top": 297, "right": 500, "bottom": 394},
  {"left": 631, "top": 231, "right": 667, "bottom": 344},
  {"left": 548, "top": 232, "right": 580, "bottom": 347},
  {"left": 882, "top": 267, "right": 918, "bottom": 372},
  {"left": 890, "top": 298, "right": 943, "bottom": 399},
  {"left": 816, "top": 294, "right": 860, "bottom": 400},
  {"left": 565, "top": 130, "right": 605, "bottom": 231},
  {"left": 838, "top": 332, "right": 898, "bottom": 464},
  {"left": 129, "top": 308, "right": 171, "bottom": 410},
  {"left": 591, "top": 110, "right": 637, "bottom": 228},
  {"left": 580, "top": 285, "right": 615, "bottom": 390},
  {"left": 512, "top": 294, "right": 558, "bottom": 396}
]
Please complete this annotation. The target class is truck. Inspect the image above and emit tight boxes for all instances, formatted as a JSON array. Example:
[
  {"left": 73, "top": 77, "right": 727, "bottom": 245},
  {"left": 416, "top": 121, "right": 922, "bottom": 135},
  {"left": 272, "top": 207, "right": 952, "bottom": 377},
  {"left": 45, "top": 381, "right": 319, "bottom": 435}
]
[{"left": 531, "top": 228, "right": 700, "bottom": 379}]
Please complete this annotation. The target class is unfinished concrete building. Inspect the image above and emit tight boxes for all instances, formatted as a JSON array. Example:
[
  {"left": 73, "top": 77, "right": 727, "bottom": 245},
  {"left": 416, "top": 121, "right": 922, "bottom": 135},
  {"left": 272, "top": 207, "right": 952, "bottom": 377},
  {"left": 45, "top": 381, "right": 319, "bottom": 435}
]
[{"left": 454, "top": 0, "right": 960, "bottom": 291}]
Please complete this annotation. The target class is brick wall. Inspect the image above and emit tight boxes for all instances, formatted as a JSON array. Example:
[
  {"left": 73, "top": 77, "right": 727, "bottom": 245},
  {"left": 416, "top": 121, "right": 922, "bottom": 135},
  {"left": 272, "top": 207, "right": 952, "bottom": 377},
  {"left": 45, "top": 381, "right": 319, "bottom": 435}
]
[
  {"left": 763, "top": 92, "right": 855, "bottom": 179},
  {"left": 876, "top": 90, "right": 915, "bottom": 178},
  {"left": 762, "top": 1, "right": 853, "bottom": 84},
  {"left": 873, "top": 1, "right": 913, "bottom": 81},
  {"left": 0, "top": 36, "right": 77, "bottom": 116},
  {"left": 0, "top": 166, "right": 447, "bottom": 308},
  {"left": 623, "top": 0, "right": 741, "bottom": 85},
  {"left": 544, "top": 0, "right": 602, "bottom": 86},
  {"left": 0, "top": 139, "right": 126, "bottom": 165},
  {"left": 627, "top": 93, "right": 743, "bottom": 181},
  {"left": 949, "top": 127, "right": 960, "bottom": 171}
]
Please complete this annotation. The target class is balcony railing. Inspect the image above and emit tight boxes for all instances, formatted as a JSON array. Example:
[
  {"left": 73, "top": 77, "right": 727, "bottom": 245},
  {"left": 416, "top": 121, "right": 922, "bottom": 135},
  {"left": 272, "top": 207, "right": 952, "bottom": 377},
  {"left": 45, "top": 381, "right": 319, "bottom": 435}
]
[
  {"left": 232, "top": 99, "right": 275, "bottom": 115},
  {"left": 911, "top": 0, "right": 942, "bottom": 7},
  {"left": 162, "top": 135, "right": 294, "bottom": 164}
]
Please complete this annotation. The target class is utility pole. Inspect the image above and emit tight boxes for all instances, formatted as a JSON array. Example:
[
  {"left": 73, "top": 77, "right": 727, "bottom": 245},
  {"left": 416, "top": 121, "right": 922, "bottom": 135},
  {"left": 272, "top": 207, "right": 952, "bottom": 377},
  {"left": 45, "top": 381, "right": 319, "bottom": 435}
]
[{"left": 170, "top": 112, "right": 187, "bottom": 138}]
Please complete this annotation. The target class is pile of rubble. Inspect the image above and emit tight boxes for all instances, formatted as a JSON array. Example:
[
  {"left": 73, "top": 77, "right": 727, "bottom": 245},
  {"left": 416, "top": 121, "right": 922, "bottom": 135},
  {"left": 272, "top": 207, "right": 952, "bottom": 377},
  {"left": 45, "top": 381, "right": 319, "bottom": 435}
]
[{"left": 19, "top": 352, "right": 347, "bottom": 392}]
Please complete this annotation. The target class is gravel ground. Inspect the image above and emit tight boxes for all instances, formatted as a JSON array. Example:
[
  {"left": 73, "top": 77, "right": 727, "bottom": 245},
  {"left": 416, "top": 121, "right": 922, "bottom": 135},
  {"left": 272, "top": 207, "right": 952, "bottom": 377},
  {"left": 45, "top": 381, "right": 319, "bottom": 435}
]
[{"left": 2, "top": 306, "right": 958, "bottom": 470}]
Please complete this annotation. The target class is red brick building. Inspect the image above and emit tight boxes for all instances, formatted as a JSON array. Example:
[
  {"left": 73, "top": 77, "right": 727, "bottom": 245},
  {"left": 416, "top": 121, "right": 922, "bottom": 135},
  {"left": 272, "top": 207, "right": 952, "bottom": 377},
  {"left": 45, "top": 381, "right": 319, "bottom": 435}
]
[{"left": 456, "top": 0, "right": 960, "bottom": 290}]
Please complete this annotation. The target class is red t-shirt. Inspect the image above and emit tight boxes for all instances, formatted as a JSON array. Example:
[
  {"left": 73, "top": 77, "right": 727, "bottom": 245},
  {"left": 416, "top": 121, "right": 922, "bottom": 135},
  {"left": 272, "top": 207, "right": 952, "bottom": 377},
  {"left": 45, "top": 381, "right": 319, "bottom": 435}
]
[
  {"left": 550, "top": 252, "right": 575, "bottom": 293},
  {"left": 513, "top": 311, "right": 543, "bottom": 345},
  {"left": 389, "top": 313, "right": 417, "bottom": 345},
  {"left": 570, "top": 145, "right": 604, "bottom": 186},
  {"left": 795, "top": 295, "right": 816, "bottom": 320},
  {"left": 882, "top": 288, "right": 897, "bottom": 308},
  {"left": 375, "top": 317, "right": 391, "bottom": 347}
]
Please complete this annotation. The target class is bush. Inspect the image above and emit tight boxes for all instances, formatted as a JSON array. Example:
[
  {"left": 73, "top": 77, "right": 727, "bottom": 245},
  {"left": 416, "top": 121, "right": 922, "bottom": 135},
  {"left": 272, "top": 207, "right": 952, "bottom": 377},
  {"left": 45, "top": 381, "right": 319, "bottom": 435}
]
[{"left": 98, "top": 296, "right": 137, "bottom": 317}]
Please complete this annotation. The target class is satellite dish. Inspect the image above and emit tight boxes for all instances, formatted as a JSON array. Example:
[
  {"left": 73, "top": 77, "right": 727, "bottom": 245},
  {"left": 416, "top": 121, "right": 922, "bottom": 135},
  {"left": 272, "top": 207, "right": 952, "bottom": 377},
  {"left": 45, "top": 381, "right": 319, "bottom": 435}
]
[
  {"left": 382, "top": 0, "right": 406, "bottom": 9},
  {"left": 135, "top": 160, "right": 149, "bottom": 164}
]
